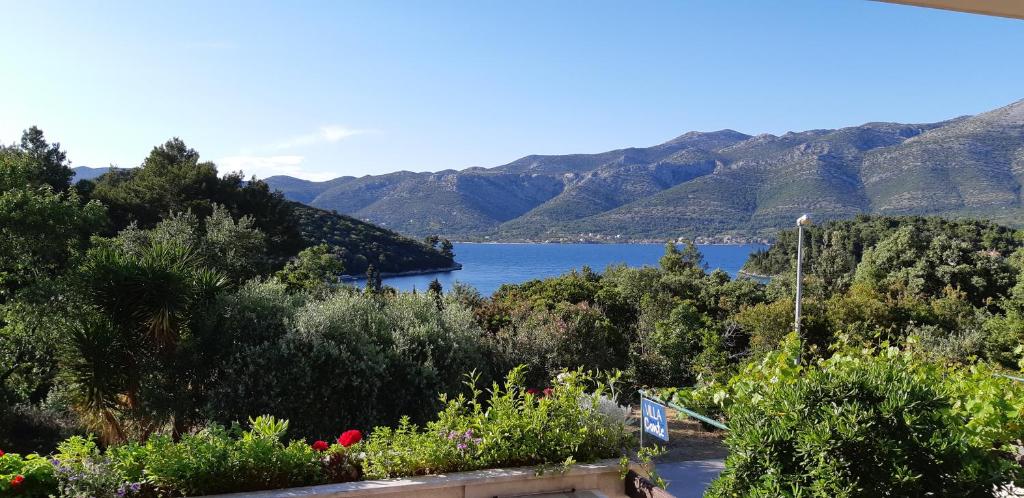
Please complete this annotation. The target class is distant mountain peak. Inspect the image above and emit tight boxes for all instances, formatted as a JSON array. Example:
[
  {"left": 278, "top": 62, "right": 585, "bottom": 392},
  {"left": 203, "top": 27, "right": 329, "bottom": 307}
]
[
  {"left": 663, "top": 129, "right": 752, "bottom": 148},
  {"left": 264, "top": 98, "right": 1024, "bottom": 241},
  {"left": 974, "top": 98, "right": 1024, "bottom": 125}
]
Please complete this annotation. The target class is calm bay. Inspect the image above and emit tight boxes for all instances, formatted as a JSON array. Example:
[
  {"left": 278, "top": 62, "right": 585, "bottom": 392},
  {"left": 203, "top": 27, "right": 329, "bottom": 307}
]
[{"left": 378, "top": 243, "right": 767, "bottom": 296}]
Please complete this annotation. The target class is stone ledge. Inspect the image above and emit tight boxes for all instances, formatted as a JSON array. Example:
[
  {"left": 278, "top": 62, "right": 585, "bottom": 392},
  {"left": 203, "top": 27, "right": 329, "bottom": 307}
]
[{"left": 198, "top": 459, "right": 631, "bottom": 498}]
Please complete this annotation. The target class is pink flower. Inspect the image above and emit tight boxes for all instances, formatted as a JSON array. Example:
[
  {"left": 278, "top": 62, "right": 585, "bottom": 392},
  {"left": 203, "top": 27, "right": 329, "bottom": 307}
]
[
  {"left": 543, "top": 387, "right": 554, "bottom": 397},
  {"left": 337, "top": 430, "right": 362, "bottom": 448},
  {"left": 311, "top": 440, "right": 329, "bottom": 452}
]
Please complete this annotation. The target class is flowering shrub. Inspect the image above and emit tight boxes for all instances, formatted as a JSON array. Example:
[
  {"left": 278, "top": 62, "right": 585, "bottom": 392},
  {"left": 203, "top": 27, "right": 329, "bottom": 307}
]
[
  {"left": 0, "top": 449, "right": 55, "bottom": 498},
  {"left": 51, "top": 437, "right": 144, "bottom": 498},
  {"left": 337, "top": 430, "right": 362, "bottom": 448},
  {"left": 10, "top": 417, "right": 361, "bottom": 498},
  {"left": 0, "top": 369, "right": 629, "bottom": 497}
]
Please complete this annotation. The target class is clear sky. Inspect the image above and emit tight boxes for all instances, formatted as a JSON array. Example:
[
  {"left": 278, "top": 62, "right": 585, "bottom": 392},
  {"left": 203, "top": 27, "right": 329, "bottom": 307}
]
[{"left": 1, "top": 1, "right": 1022, "bottom": 180}]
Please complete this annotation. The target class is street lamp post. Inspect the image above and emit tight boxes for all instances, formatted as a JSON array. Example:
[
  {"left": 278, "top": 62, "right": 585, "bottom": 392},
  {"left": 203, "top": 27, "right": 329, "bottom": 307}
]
[{"left": 794, "top": 214, "right": 812, "bottom": 359}]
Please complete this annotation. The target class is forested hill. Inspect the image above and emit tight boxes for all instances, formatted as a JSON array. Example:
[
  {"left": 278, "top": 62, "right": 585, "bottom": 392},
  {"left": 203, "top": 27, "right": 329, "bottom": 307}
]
[
  {"left": 266, "top": 99, "right": 1024, "bottom": 241},
  {"left": 289, "top": 203, "right": 456, "bottom": 275},
  {"left": 742, "top": 215, "right": 1020, "bottom": 302},
  {"left": 70, "top": 140, "right": 455, "bottom": 276}
]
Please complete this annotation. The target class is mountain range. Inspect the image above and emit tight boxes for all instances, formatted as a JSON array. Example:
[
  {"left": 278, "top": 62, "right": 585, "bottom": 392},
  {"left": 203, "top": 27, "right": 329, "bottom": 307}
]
[
  {"left": 127, "top": 100, "right": 1024, "bottom": 242},
  {"left": 70, "top": 166, "right": 113, "bottom": 182}
]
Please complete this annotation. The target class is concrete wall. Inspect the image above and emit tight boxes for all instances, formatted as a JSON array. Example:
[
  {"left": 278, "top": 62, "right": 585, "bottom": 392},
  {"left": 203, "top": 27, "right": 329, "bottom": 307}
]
[{"left": 198, "top": 459, "right": 631, "bottom": 498}]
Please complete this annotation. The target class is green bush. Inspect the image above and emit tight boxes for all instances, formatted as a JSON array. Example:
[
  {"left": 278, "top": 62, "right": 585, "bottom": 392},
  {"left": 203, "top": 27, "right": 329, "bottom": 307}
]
[
  {"left": 208, "top": 286, "right": 489, "bottom": 438},
  {"left": 706, "top": 334, "right": 1024, "bottom": 497},
  {"left": 489, "top": 302, "right": 617, "bottom": 387},
  {"left": 360, "top": 367, "right": 630, "bottom": 478},
  {"left": 139, "top": 417, "right": 330, "bottom": 496}
]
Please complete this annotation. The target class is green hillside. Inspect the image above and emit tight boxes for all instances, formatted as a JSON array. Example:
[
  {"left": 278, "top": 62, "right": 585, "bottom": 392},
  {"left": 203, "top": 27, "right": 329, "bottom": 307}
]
[
  {"left": 290, "top": 203, "right": 457, "bottom": 275},
  {"left": 743, "top": 215, "right": 1018, "bottom": 278},
  {"left": 75, "top": 140, "right": 456, "bottom": 276}
]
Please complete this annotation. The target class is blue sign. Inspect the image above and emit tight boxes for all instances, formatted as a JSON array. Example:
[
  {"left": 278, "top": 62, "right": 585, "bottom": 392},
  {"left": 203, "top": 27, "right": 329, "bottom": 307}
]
[{"left": 641, "top": 398, "right": 669, "bottom": 442}]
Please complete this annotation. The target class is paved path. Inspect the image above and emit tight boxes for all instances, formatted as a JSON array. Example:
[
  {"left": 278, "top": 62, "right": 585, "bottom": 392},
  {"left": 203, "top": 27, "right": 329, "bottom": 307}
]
[{"left": 655, "top": 459, "right": 725, "bottom": 498}]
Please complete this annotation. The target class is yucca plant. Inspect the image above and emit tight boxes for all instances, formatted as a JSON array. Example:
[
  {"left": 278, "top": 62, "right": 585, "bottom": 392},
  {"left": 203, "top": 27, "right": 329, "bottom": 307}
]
[{"left": 62, "top": 239, "right": 227, "bottom": 442}]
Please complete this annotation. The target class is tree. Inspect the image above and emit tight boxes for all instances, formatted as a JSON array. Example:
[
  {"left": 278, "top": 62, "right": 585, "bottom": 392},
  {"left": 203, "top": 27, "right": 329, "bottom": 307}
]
[
  {"left": 855, "top": 227, "right": 1014, "bottom": 306},
  {"left": 365, "top": 264, "right": 382, "bottom": 294},
  {"left": 439, "top": 238, "right": 454, "bottom": 259},
  {"left": 201, "top": 205, "right": 268, "bottom": 281},
  {"left": 90, "top": 138, "right": 221, "bottom": 228},
  {"left": 0, "top": 149, "right": 107, "bottom": 301},
  {"left": 810, "top": 231, "right": 855, "bottom": 299},
  {"left": 427, "top": 278, "right": 443, "bottom": 310},
  {"left": 65, "top": 240, "right": 227, "bottom": 442},
  {"left": 113, "top": 205, "right": 268, "bottom": 284},
  {"left": 17, "top": 126, "right": 74, "bottom": 192},
  {"left": 88, "top": 140, "right": 306, "bottom": 267},
  {"left": 274, "top": 244, "right": 344, "bottom": 293},
  {"left": 660, "top": 241, "right": 704, "bottom": 274}
]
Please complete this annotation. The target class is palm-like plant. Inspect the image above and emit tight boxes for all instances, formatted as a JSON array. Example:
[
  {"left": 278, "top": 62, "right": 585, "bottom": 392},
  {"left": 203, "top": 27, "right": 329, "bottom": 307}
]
[{"left": 64, "top": 240, "right": 226, "bottom": 442}]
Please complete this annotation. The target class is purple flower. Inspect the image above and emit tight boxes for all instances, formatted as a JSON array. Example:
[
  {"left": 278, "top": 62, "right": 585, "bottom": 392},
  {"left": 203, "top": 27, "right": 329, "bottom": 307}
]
[
  {"left": 464, "top": 429, "right": 473, "bottom": 438},
  {"left": 457, "top": 443, "right": 467, "bottom": 451}
]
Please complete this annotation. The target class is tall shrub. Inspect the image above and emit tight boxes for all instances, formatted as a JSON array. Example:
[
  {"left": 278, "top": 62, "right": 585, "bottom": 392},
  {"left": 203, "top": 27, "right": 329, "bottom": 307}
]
[
  {"left": 208, "top": 288, "right": 489, "bottom": 438},
  {"left": 707, "top": 334, "right": 1024, "bottom": 497}
]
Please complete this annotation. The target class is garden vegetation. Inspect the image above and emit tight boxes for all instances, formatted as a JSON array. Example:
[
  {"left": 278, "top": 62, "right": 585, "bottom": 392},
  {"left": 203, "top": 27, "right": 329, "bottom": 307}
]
[{"left": 1, "top": 128, "right": 1023, "bottom": 496}]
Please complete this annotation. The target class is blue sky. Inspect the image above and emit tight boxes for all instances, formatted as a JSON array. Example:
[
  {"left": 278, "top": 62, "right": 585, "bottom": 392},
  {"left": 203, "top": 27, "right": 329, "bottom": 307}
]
[{"left": 1, "top": 1, "right": 1022, "bottom": 180}]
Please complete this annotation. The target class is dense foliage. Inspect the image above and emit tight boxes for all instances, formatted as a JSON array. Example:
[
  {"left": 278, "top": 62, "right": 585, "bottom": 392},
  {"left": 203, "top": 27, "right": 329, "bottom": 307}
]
[
  {"left": 745, "top": 215, "right": 1017, "bottom": 294},
  {"left": 76, "top": 136, "right": 452, "bottom": 274},
  {"left": 705, "top": 335, "right": 1023, "bottom": 497},
  {"left": 0, "top": 370, "right": 628, "bottom": 498},
  {"left": 0, "top": 128, "right": 451, "bottom": 451},
  {"left": 206, "top": 282, "right": 489, "bottom": 437}
]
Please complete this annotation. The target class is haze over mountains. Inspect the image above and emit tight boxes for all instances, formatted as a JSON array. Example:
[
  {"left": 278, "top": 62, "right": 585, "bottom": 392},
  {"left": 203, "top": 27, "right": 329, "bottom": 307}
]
[{"left": 111, "top": 100, "right": 1024, "bottom": 242}]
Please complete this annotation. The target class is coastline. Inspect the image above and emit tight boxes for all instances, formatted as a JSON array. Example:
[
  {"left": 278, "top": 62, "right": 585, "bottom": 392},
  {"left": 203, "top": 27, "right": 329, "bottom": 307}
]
[
  {"left": 452, "top": 240, "right": 772, "bottom": 246},
  {"left": 341, "top": 263, "right": 463, "bottom": 281},
  {"left": 737, "top": 269, "right": 773, "bottom": 280}
]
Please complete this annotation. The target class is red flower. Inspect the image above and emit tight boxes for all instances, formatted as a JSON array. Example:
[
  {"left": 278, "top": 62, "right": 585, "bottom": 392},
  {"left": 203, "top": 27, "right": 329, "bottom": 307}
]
[
  {"left": 337, "top": 430, "right": 362, "bottom": 447},
  {"left": 0, "top": 449, "right": 5, "bottom": 457},
  {"left": 543, "top": 387, "right": 554, "bottom": 397},
  {"left": 10, "top": 475, "right": 24, "bottom": 488},
  {"left": 311, "top": 440, "right": 329, "bottom": 452},
  {"left": 526, "top": 388, "right": 540, "bottom": 395}
]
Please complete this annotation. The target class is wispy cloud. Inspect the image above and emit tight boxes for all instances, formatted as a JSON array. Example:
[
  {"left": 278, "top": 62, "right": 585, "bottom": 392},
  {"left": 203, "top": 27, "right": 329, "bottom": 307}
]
[
  {"left": 273, "top": 125, "right": 370, "bottom": 150},
  {"left": 218, "top": 154, "right": 337, "bottom": 181}
]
